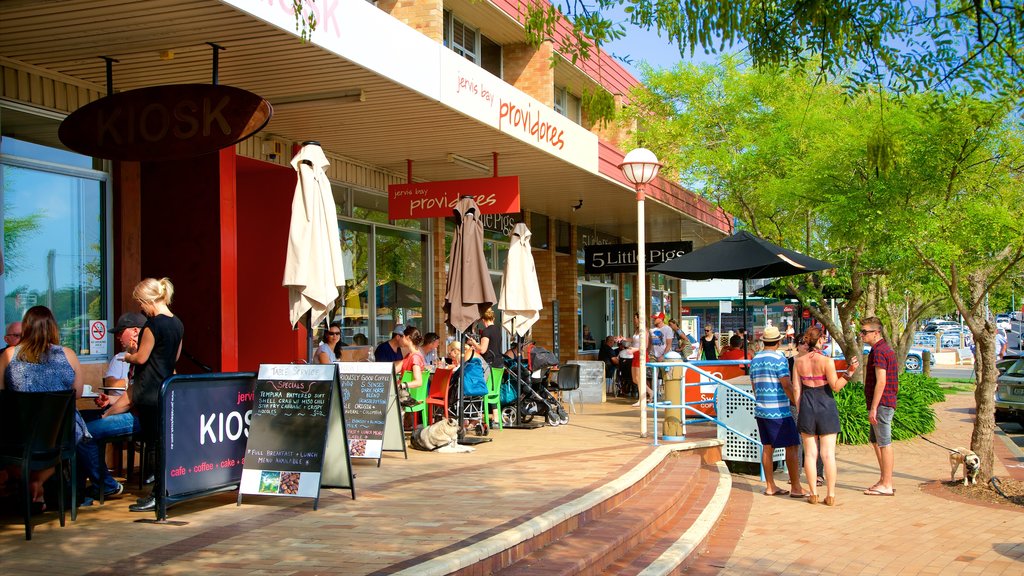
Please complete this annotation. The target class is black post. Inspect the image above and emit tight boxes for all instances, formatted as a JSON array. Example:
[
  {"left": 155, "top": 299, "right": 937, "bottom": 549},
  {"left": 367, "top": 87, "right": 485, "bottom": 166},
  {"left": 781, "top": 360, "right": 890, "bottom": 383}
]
[
  {"left": 99, "top": 56, "right": 118, "bottom": 96},
  {"left": 207, "top": 42, "right": 225, "bottom": 85},
  {"left": 742, "top": 277, "right": 749, "bottom": 359}
]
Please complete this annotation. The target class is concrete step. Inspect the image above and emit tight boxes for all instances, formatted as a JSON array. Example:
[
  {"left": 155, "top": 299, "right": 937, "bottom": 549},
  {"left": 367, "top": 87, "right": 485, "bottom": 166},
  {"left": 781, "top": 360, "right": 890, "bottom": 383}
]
[
  {"left": 599, "top": 465, "right": 720, "bottom": 575},
  {"left": 493, "top": 453, "right": 711, "bottom": 576}
]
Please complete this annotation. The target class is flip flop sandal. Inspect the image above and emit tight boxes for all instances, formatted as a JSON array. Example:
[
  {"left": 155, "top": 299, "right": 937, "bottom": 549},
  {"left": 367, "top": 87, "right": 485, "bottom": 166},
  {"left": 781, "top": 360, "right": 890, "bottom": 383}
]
[
  {"left": 762, "top": 489, "right": 790, "bottom": 496},
  {"left": 790, "top": 492, "right": 809, "bottom": 498},
  {"left": 863, "top": 488, "right": 895, "bottom": 496}
]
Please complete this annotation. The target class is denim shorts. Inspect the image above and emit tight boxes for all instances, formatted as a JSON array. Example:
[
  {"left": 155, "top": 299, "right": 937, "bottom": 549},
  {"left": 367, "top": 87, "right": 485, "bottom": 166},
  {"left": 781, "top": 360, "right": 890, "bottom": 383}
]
[{"left": 869, "top": 405, "right": 895, "bottom": 447}]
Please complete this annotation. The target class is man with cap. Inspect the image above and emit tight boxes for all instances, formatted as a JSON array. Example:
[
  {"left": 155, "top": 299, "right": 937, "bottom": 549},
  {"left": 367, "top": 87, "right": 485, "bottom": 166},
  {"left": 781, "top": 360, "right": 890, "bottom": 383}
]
[
  {"left": 649, "top": 312, "right": 673, "bottom": 363},
  {"left": 103, "top": 312, "right": 147, "bottom": 391},
  {"left": 75, "top": 313, "right": 146, "bottom": 501},
  {"left": 374, "top": 323, "right": 407, "bottom": 368},
  {"left": 749, "top": 325, "right": 806, "bottom": 497}
]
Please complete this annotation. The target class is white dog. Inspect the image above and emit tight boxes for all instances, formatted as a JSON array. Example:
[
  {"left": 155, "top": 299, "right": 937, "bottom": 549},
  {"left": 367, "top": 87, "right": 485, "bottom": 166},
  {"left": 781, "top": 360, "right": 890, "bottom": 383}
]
[
  {"left": 949, "top": 447, "right": 980, "bottom": 486},
  {"left": 410, "top": 418, "right": 460, "bottom": 451}
]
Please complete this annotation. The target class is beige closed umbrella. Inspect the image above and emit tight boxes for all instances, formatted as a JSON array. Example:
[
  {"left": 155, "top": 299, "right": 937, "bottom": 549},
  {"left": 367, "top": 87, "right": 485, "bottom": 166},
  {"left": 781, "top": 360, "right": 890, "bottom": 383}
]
[
  {"left": 498, "top": 223, "right": 543, "bottom": 338},
  {"left": 443, "top": 197, "right": 496, "bottom": 334},
  {"left": 283, "top": 142, "right": 346, "bottom": 360}
]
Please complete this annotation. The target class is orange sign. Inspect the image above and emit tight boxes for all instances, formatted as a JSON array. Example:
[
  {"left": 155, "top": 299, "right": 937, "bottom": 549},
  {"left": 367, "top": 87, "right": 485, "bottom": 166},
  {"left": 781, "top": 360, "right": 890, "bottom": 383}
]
[
  {"left": 388, "top": 176, "right": 520, "bottom": 219},
  {"left": 59, "top": 84, "right": 271, "bottom": 161}
]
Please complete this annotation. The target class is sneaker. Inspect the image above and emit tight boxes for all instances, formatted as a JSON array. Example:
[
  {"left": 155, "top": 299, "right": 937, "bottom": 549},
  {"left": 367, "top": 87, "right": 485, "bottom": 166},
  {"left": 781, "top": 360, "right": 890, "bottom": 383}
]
[{"left": 104, "top": 482, "right": 124, "bottom": 497}]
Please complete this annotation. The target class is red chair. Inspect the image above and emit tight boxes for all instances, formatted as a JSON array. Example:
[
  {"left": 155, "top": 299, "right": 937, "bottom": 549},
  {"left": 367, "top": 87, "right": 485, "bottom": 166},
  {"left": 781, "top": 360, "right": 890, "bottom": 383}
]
[{"left": 425, "top": 368, "right": 454, "bottom": 424}]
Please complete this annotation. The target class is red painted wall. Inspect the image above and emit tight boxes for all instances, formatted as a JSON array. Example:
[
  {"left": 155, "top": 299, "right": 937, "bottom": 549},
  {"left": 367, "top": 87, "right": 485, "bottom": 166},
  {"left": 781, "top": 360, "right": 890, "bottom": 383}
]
[
  {"left": 140, "top": 152, "right": 228, "bottom": 374},
  {"left": 236, "top": 156, "right": 307, "bottom": 370}
]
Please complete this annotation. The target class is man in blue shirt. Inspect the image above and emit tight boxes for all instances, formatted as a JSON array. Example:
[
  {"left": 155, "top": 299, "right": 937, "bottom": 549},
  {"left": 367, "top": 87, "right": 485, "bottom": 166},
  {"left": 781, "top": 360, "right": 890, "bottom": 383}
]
[{"left": 750, "top": 326, "right": 806, "bottom": 497}]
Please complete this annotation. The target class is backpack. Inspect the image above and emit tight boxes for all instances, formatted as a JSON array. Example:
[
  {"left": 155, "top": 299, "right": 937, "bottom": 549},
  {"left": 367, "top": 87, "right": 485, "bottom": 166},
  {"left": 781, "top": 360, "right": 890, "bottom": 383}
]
[{"left": 461, "top": 357, "right": 488, "bottom": 397}]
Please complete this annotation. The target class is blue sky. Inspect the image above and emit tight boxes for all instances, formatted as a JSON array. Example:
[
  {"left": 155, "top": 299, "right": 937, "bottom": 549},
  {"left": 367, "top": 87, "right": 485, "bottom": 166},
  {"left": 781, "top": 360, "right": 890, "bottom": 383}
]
[{"left": 600, "top": 7, "right": 732, "bottom": 78}]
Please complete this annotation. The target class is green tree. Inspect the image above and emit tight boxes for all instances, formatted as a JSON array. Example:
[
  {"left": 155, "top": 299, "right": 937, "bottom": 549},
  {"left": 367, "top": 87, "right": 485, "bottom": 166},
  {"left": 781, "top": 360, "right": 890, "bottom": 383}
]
[{"left": 527, "top": 1, "right": 1024, "bottom": 101}]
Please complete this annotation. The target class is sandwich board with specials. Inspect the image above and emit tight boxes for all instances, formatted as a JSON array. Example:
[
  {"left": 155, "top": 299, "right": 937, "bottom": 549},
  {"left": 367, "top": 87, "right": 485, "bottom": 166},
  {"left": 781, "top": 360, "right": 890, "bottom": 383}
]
[{"left": 238, "top": 364, "right": 355, "bottom": 508}]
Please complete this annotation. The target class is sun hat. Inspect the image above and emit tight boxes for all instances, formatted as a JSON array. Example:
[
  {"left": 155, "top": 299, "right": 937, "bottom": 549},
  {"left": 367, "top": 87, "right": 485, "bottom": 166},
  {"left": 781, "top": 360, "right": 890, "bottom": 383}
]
[{"left": 761, "top": 326, "right": 783, "bottom": 342}]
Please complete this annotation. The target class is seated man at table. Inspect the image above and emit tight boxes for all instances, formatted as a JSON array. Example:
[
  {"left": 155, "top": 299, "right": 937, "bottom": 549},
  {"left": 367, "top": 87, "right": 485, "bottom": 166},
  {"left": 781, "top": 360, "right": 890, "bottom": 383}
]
[
  {"left": 80, "top": 312, "right": 146, "bottom": 500},
  {"left": 374, "top": 323, "right": 406, "bottom": 370}
]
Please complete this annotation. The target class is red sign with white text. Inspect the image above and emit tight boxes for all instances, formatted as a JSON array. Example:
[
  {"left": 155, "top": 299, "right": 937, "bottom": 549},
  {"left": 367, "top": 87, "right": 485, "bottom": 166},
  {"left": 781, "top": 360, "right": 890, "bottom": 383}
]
[
  {"left": 784, "top": 305, "right": 794, "bottom": 313},
  {"left": 387, "top": 176, "right": 520, "bottom": 220},
  {"left": 680, "top": 307, "right": 691, "bottom": 315},
  {"left": 802, "top": 309, "right": 811, "bottom": 319}
]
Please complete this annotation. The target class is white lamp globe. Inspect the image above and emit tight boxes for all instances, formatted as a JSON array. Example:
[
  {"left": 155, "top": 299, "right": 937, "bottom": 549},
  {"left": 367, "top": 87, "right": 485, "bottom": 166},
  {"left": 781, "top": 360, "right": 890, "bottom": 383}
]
[{"left": 619, "top": 148, "right": 662, "bottom": 186}]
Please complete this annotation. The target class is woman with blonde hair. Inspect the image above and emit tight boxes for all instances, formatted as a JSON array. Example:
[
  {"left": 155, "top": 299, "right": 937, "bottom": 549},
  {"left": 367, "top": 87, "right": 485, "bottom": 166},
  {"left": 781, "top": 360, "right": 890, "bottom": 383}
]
[
  {"left": 108, "top": 277, "right": 184, "bottom": 513},
  {"left": 0, "top": 306, "right": 84, "bottom": 510},
  {"left": 792, "top": 326, "right": 859, "bottom": 506}
]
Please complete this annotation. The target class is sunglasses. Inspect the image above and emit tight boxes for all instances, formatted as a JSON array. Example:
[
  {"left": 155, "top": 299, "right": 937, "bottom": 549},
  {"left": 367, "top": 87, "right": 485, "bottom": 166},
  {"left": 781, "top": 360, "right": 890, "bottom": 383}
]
[
  {"left": 859, "top": 329, "right": 878, "bottom": 335},
  {"left": 328, "top": 331, "right": 342, "bottom": 336}
]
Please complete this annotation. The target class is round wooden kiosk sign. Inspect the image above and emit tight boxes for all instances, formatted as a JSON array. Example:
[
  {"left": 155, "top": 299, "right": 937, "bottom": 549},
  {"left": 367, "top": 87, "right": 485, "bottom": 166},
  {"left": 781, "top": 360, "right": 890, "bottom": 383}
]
[{"left": 58, "top": 84, "right": 272, "bottom": 161}]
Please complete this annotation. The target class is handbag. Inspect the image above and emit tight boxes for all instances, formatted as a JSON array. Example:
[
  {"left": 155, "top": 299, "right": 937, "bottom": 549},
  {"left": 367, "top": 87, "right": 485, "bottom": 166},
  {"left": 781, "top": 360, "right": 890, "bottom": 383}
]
[
  {"left": 397, "top": 382, "right": 419, "bottom": 408},
  {"left": 500, "top": 381, "right": 518, "bottom": 405}
]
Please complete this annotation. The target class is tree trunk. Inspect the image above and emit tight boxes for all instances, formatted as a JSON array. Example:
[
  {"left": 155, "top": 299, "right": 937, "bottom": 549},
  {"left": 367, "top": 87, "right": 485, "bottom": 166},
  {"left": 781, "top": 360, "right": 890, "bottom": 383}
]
[{"left": 971, "top": 330, "right": 997, "bottom": 481}]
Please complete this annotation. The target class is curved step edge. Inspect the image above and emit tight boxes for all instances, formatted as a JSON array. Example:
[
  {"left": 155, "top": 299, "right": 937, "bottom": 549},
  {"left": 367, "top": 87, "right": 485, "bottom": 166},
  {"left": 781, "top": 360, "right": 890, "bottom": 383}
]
[
  {"left": 635, "top": 460, "right": 732, "bottom": 576},
  {"left": 390, "top": 439, "right": 724, "bottom": 576}
]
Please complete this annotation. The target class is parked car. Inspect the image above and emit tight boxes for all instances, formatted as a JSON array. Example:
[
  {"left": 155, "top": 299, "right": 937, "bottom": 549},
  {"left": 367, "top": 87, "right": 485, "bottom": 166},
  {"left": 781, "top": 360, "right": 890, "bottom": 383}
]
[
  {"left": 924, "top": 321, "right": 959, "bottom": 333},
  {"left": 996, "top": 313, "right": 1011, "bottom": 324},
  {"left": 995, "top": 356, "right": 1024, "bottom": 423},
  {"left": 830, "top": 344, "right": 935, "bottom": 373}
]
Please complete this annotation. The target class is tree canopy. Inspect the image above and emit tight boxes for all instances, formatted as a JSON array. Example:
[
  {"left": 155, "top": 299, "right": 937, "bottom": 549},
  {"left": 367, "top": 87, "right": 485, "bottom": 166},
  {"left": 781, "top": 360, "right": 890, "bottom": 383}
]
[{"left": 529, "top": 1, "right": 1024, "bottom": 101}]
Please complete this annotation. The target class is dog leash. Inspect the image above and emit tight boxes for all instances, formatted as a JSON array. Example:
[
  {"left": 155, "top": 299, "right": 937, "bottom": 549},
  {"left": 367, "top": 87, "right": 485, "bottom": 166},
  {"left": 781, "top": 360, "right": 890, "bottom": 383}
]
[{"left": 916, "top": 434, "right": 958, "bottom": 453}]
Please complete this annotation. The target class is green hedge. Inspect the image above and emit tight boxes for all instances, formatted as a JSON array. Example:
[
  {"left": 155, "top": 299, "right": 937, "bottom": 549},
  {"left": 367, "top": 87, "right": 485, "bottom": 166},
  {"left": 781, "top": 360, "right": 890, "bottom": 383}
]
[{"left": 834, "top": 373, "right": 942, "bottom": 445}]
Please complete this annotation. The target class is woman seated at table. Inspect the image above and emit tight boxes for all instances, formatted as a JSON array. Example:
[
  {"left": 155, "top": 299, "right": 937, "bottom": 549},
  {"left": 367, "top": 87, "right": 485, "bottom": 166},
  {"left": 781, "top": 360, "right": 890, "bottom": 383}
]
[
  {"left": 445, "top": 341, "right": 462, "bottom": 367},
  {"left": 399, "top": 326, "right": 427, "bottom": 389},
  {"left": 0, "top": 305, "right": 85, "bottom": 510},
  {"left": 315, "top": 325, "right": 342, "bottom": 364}
]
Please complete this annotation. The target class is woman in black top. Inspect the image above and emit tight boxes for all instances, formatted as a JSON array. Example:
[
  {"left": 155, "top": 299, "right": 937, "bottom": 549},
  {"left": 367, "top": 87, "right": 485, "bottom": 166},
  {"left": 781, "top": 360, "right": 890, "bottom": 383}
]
[
  {"left": 700, "top": 325, "right": 720, "bottom": 360},
  {"left": 124, "top": 277, "right": 184, "bottom": 512},
  {"left": 468, "top": 307, "right": 503, "bottom": 426}
]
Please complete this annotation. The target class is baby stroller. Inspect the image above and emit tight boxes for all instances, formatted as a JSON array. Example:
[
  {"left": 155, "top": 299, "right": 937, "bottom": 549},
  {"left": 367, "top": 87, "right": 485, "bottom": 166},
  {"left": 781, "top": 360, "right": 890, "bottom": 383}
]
[
  {"left": 446, "top": 354, "right": 491, "bottom": 436},
  {"left": 501, "top": 343, "right": 570, "bottom": 426}
]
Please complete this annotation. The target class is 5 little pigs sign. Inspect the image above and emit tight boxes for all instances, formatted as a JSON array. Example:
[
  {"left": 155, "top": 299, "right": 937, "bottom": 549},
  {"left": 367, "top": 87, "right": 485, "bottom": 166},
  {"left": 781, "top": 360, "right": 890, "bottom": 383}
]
[{"left": 59, "top": 84, "right": 271, "bottom": 162}]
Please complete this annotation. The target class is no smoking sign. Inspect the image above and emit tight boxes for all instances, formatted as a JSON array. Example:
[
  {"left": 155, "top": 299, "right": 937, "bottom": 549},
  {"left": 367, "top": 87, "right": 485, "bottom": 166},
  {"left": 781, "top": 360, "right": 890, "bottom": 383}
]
[{"left": 89, "top": 320, "right": 108, "bottom": 355}]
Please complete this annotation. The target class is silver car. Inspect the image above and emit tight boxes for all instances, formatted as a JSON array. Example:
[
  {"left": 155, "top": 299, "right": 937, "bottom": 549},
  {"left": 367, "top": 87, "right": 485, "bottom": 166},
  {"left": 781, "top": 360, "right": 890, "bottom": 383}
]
[{"left": 995, "top": 357, "right": 1024, "bottom": 423}]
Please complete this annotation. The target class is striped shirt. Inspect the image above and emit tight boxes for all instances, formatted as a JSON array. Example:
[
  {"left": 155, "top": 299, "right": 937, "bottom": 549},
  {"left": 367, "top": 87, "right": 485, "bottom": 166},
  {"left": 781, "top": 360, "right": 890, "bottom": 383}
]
[
  {"left": 749, "top": 350, "right": 792, "bottom": 419},
  {"left": 865, "top": 338, "right": 899, "bottom": 408}
]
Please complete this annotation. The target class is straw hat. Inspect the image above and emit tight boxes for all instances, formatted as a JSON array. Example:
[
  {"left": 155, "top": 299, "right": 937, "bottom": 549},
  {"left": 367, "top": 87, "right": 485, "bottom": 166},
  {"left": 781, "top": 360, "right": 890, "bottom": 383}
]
[{"left": 761, "top": 326, "right": 783, "bottom": 343}]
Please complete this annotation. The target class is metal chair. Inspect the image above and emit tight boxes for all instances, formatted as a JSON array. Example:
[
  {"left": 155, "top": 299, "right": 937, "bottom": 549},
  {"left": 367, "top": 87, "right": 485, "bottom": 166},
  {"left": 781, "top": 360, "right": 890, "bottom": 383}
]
[
  {"left": 0, "top": 389, "right": 77, "bottom": 540},
  {"left": 555, "top": 364, "right": 583, "bottom": 414}
]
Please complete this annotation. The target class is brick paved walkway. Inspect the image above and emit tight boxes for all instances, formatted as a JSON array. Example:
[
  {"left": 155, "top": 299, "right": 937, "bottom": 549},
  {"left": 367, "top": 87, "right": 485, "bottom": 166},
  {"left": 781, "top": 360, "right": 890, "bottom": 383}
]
[
  {"left": 0, "top": 401, "right": 709, "bottom": 575},
  {"left": 712, "top": 391, "right": 1024, "bottom": 575}
]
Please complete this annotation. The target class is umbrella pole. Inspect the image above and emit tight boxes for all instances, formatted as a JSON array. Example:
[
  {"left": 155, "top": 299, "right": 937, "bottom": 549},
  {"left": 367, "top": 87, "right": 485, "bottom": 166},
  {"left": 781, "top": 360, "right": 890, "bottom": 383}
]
[
  {"left": 307, "top": 311, "right": 315, "bottom": 364},
  {"left": 742, "top": 278, "right": 748, "bottom": 360}
]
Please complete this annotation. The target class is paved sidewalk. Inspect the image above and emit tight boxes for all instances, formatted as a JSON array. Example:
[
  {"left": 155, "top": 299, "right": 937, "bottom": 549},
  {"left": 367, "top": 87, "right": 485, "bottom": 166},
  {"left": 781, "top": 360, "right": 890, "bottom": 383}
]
[
  {"left": 0, "top": 400, "right": 707, "bottom": 575},
  {"left": 717, "top": 392, "right": 1024, "bottom": 575}
]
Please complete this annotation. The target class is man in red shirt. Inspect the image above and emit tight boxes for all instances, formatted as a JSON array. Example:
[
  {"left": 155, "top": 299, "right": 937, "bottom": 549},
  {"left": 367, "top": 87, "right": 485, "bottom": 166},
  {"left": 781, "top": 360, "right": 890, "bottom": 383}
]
[{"left": 861, "top": 316, "right": 899, "bottom": 496}]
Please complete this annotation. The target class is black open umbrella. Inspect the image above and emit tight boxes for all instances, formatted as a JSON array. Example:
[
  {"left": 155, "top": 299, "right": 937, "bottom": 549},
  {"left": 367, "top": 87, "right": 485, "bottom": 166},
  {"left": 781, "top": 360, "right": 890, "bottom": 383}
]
[{"left": 651, "top": 230, "right": 835, "bottom": 354}]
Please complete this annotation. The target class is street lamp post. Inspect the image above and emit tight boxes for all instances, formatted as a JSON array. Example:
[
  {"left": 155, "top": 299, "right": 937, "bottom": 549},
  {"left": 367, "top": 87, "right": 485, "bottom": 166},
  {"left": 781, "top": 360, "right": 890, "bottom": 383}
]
[{"left": 620, "top": 148, "right": 662, "bottom": 439}]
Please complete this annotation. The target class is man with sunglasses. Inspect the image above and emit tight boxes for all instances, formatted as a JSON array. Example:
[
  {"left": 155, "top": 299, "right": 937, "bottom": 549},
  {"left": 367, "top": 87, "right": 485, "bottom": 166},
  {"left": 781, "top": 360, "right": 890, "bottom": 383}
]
[
  {"left": 2, "top": 321, "right": 21, "bottom": 353},
  {"left": 861, "top": 316, "right": 899, "bottom": 497}
]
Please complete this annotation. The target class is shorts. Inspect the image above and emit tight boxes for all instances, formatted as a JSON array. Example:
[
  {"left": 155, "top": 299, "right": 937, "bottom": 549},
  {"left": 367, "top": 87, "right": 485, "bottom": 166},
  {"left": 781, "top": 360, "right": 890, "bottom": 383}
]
[
  {"left": 631, "top": 354, "right": 649, "bottom": 368},
  {"left": 797, "top": 386, "right": 840, "bottom": 436},
  {"left": 870, "top": 405, "right": 895, "bottom": 447},
  {"left": 756, "top": 416, "right": 800, "bottom": 448}
]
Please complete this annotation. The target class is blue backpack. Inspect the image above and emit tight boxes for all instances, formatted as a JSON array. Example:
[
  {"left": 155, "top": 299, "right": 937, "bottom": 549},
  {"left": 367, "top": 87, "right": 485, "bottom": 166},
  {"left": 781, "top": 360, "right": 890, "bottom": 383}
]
[{"left": 461, "top": 357, "right": 488, "bottom": 397}]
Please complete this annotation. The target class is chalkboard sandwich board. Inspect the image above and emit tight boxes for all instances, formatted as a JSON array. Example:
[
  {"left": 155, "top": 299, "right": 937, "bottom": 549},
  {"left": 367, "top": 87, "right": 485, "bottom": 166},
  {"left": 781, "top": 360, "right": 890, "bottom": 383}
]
[
  {"left": 337, "top": 362, "right": 407, "bottom": 466},
  {"left": 239, "top": 364, "right": 354, "bottom": 507}
]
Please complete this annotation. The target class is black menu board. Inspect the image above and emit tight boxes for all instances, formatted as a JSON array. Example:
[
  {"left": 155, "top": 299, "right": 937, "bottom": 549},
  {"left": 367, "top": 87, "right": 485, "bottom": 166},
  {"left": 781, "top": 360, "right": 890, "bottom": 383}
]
[
  {"left": 239, "top": 364, "right": 353, "bottom": 507},
  {"left": 337, "top": 362, "right": 406, "bottom": 465}
]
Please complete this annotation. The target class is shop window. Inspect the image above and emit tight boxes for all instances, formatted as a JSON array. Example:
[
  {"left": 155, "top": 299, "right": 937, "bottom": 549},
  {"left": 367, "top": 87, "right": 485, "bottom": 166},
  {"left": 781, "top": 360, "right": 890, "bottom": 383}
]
[
  {"left": 579, "top": 282, "right": 617, "bottom": 351},
  {"left": 336, "top": 219, "right": 428, "bottom": 345},
  {"left": 1, "top": 136, "right": 107, "bottom": 359}
]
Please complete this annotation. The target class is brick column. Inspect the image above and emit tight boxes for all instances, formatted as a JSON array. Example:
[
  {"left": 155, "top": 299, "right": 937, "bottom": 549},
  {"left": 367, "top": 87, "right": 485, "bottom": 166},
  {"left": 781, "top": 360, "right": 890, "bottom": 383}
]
[
  {"left": 376, "top": 0, "right": 444, "bottom": 42},
  {"left": 530, "top": 214, "right": 557, "bottom": 351},
  {"left": 432, "top": 217, "right": 448, "bottom": 336},
  {"left": 503, "top": 42, "right": 554, "bottom": 106}
]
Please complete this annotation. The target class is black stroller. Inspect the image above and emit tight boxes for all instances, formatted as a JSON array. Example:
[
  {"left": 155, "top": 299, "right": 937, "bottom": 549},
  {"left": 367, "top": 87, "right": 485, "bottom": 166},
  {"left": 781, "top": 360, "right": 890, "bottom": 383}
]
[{"left": 501, "top": 343, "right": 570, "bottom": 426}]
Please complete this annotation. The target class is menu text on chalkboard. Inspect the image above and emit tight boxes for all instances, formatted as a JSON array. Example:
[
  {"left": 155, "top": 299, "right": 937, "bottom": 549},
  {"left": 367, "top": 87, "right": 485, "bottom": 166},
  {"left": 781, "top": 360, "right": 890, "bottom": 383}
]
[
  {"left": 337, "top": 362, "right": 403, "bottom": 462},
  {"left": 239, "top": 364, "right": 338, "bottom": 505}
]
